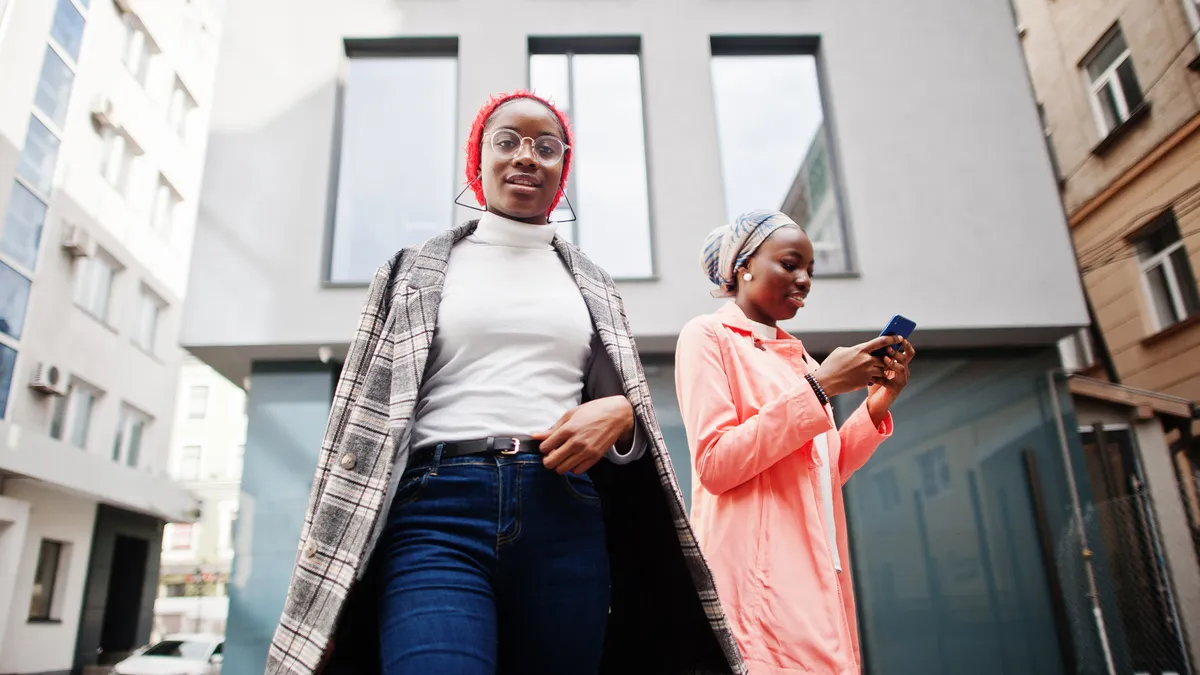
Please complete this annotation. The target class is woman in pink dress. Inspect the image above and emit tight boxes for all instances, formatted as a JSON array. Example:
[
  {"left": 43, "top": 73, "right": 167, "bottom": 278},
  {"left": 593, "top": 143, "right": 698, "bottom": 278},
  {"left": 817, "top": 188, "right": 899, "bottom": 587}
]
[{"left": 675, "top": 210, "right": 916, "bottom": 675}]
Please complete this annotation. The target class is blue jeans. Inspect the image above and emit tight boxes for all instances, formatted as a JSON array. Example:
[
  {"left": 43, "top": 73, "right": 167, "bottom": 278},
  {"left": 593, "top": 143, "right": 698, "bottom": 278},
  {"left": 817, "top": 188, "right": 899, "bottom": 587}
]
[{"left": 378, "top": 448, "right": 611, "bottom": 675}]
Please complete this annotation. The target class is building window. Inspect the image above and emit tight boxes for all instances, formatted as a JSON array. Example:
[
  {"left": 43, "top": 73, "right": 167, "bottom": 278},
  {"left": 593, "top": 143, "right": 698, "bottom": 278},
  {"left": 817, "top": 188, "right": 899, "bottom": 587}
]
[
  {"left": 0, "top": 182, "right": 49, "bottom": 270},
  {"left": 1037, "top": 102, "right": 1062, "bottom": 182},
  {"left": 178, "top": 445, "right": 201, "bottom": 480},
  {"left": 0, "top": 345, "right": 15, "bottom": 420},
  {"left": 120, "top": 12, "right": 154, "bottom": 87},
  {"left": 50, "top": 381, "right": 99, "bottom": 449},
  {"left": 99, "top": 128, "right": 136, "bottom": 195},
  {"left": 167, "top": 77, "right": 195, "bottom": 138},
  {"left": 873, "top": 468, "right": 901, "bottom": 511},
  {"left": 112, "top": 405, "right": 148, "bottom": 467},
  {"left": 28, "top": 539, "right": 66, "bottom": 621},
  {"left": 18, "top": 116, "right": 61, "bottom": 195},
  {"left": 218, "top": 501, "right": 238, "bottom": 553},
  {"left": 1135, "top": 210, "right": 1200, "bottom": 332},
  {"left": 228, "top": 444, "right": 244, "bottom": 480},
  {"left": 73, "top": 251, "right": 118, "bottom": 322},
  {"left": 528, "top": 37, "right": 654, "bottom": 279},
  {"left": 164, "top": 583, "right": 186, "bottom": 598},
  {"left": 34, "top": 46, "right": 75, "bottom": 129},
  {"left": 1058, "top": 328, "right": 1097, "bottom": 372},
  {"left": 1084, "top": 26, "right": 1145, "bottom": 137},
  {"left": 166, "top": 523, "right": 195, "bottom": 551},
  {"left": 328, "top": 38, "right": 458, "bottom": 284},
  {"left": 151, "top": 176, "right": 180, "bottom": 234},
  {"left": 710, "top": 37, "right": 850, "bottom": 275},
  {"left": 49, "top": 0, "right": 85, "bottom": 62},
  {"left": 188, "top": 386, "right": 208, "bottom": 418},
  {"left": 0, "top": 262, "right": 32, "bottom": 340},
  {"left": 134, "top": 287, "right": 163, "bottom": 353},
  {"left": 915, "top": 446, "right": 952, "bottom": 498}
]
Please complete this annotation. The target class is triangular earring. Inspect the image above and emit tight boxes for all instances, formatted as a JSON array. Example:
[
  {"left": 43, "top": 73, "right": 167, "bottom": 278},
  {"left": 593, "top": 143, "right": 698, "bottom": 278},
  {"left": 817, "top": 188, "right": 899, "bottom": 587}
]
[
  {"left": 454, "top": 176, "right": 487, "bottom": 213},
  {"left": 549, "top": 187, "right": 577, "bottom": 224}
]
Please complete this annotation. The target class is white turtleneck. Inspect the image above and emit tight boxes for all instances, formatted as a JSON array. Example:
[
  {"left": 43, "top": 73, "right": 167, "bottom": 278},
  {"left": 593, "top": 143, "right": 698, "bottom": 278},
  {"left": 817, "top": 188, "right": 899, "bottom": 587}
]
[{"left": 410, "top": 211, "right": 644, "bottom": 463}]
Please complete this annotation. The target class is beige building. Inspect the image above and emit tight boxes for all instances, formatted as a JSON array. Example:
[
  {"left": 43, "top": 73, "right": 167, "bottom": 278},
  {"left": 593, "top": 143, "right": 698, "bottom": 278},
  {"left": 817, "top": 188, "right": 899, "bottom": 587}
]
[
  {"left": 0, "top": 0, "right": 223, "bottom": 672},
  {"left": 1017, "top": 0, "right": 1200, "bottom": 671},
  {"left": 1016, "top": 0, "right": 1200, "bottom": 417}
]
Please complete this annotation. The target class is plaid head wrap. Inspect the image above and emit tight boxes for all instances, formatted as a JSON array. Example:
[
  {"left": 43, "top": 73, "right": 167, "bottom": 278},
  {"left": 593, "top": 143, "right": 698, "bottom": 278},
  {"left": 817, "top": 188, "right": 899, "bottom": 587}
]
[{"left": 700, "top": 210, "right": 800, "bottom": 298}]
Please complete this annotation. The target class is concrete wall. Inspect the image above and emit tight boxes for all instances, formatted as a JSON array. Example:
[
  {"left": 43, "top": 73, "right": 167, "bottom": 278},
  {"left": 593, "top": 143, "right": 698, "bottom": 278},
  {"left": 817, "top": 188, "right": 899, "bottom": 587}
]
[
  {"left": 184, "top": 0, "right": 1089, "bottom": 385},
  {"left": 0, "top": 482, "right": 96, "bottom": 675},
  {"left": 224, "top": 363, "right": 334, "bottom": 675},
  {"left": 0, "top": 495, "right": 31, "bottom": 659}
]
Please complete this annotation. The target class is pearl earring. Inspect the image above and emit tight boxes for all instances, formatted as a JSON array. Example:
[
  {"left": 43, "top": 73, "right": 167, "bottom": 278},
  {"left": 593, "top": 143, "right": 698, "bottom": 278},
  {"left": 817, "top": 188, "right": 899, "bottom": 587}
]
[{"left": 743, "top": 272, "right": 753, "bottom": 282}]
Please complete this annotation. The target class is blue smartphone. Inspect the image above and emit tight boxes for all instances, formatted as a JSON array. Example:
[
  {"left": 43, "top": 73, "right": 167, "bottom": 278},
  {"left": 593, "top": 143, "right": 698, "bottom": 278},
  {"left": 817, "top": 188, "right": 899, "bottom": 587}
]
[{"left": 871, "top": 314, "right": 916, "bottom": 358}]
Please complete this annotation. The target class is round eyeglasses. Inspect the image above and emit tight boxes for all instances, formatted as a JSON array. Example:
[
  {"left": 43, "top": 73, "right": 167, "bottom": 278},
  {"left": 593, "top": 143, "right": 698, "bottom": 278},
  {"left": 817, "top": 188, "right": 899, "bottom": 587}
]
[{"left": 485, "top": 129, "right": 570, "bottom": 167}]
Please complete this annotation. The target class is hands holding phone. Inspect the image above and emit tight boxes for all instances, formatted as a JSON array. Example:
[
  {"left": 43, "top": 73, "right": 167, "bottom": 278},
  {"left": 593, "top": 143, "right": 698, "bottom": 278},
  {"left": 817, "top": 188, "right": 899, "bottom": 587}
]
[{"left": 812, "top": 335, "right": 917, "bottom": 426}]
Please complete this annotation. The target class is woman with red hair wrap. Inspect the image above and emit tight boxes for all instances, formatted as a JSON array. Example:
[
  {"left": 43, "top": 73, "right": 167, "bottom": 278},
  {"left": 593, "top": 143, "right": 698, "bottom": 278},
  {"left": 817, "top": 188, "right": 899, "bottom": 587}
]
[{"left": 268, "top": 91, "right": 744, "bottom": 675}]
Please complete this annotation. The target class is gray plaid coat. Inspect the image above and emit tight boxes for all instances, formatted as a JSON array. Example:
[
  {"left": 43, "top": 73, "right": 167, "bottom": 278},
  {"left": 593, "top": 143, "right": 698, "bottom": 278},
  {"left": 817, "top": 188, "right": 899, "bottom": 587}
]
[{"left": 267, "top": 222, "right": 746, "bottom": 674}]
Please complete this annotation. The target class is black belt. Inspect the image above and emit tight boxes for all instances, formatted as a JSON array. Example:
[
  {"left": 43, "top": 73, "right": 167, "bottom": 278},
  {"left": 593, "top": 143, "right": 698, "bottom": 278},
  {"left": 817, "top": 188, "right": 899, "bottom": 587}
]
[{"left": 412, "top": 436, "right": 542, "bottom": 463}]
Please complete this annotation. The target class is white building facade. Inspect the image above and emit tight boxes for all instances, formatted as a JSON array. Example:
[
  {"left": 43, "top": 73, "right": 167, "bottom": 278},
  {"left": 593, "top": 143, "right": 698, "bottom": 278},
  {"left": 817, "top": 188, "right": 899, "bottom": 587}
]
[
  {"left": 0, "top": 0, "right": 223, "bottom": 672},
  {"left": 153, "top": 355, "right": 245, "bottom": 641},
  {"left": 182, "top": 1, "right": 1125, "bottom": 674}
]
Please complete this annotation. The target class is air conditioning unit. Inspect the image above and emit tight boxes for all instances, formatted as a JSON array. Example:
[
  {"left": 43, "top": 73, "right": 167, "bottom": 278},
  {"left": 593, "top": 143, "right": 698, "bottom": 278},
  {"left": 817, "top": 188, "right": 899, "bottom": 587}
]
[
  {"left": 61, "top": 224, "right": 93, "bottom": 258},
  {"left": 29, "top": 362, "right": 68, "bottom": 396},
  {"left": 90, "top": 96, "right": 120, "bottom": 129}
]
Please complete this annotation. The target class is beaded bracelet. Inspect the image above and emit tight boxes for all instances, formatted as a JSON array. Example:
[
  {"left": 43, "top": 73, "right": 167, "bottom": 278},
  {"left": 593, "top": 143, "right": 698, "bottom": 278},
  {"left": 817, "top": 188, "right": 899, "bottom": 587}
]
[{"left": 805, "top": 372, "right": 829, "bottom": 407}]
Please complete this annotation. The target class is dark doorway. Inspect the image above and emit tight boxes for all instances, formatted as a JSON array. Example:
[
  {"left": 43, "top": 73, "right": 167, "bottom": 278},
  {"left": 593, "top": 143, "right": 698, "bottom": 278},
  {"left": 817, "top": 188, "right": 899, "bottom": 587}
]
[{"left": 99, "top": 536, "right": 149, "bottom": 664}]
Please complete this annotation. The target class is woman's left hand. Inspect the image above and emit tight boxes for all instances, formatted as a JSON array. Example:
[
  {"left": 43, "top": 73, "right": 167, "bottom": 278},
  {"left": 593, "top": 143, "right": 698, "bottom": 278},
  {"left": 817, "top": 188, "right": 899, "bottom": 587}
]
[
  {"left": 534, "top": 396, "right": 634, "bottom": 474},
  {"left": 867, "top": 339, "right": 916, "bottom": 425}
]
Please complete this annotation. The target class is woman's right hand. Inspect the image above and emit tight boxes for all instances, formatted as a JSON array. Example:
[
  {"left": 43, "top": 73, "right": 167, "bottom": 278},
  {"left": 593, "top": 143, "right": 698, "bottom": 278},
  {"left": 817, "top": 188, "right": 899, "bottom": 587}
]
[{"left": 811, "top": 335, "right": 903, "bottom": 397}]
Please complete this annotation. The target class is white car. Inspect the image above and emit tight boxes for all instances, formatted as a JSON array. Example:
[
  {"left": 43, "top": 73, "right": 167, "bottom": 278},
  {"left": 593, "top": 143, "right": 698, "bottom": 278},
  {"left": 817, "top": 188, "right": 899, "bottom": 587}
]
[{"left": 111, "top": 634, "right": 224, "bottom": 675}]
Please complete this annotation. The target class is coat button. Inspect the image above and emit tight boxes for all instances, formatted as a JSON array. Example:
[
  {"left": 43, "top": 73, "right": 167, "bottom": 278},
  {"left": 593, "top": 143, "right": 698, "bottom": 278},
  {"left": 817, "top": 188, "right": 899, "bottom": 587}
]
[
  {"left": 340, "top": 453, "right": 356, "bottom": 471},
  {"left": 304, "top": 540, "right": 318, "bottom": 559}
]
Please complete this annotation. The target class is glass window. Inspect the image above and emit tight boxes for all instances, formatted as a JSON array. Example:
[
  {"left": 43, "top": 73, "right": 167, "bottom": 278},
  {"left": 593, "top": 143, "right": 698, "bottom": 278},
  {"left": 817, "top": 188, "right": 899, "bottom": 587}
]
[
  {"left": 529, "top": 48, "right": 653, "bottom": 279},
  {"left": 113, "top": 405, "right": 148, "bottom": 467},
  {"left": 178, "top": 445, "right": 202, "bottom": 480},
  {"left": 99, "top": 129, "right": 135, "bottom": 195},
  {"left": 34, "top": 46, "right": 75, "bottom": 129},
  {"left": 167, "top": 78, "right": 195, "bottom": 137},
  {"left": 120, "top": 13, "right": 153, "bottom": 87},
  {"left": 18, "top": 117, "right": 61, "bottom": 195},
  {"left": 134, "top": 287, "right": 163, "bottom": 352},
  {"left": 711, "top": 49, "right": 850, "bottom": 274},
  {"left": 167, "top": 523, "right": 195, "bottom": 550},
  {"left": 151, "top": 177, "right": 179, "bottom": 234},
  {"left": 0, "top": 344, "right": 15, "bottom": 420},
  {"left": 0, "top": 263, "right": 32, "bottom": 340},
  {"left": 188, "top": 385, "right": 208, "bottom": 418},
  {"left": 839, "top": 354, "right": 1089, "bottom": 674},
  {"left": 49, "top": 384, "right": 71, "bottom": 439},
  {"left": 28, "top": 540, "right": 64, "bottom": 620},
  {"left": 49, "top": 0, "right": 85, "bottom": 62},
  {"left": 329, "top": 53, "right": 458, "bottom": 283},
  {"left": 0, "top": 182, "right": 49, "bottom": 270},
  {"left": 1084, "top": 26, "right": 1145, "bottom": 136},
  {"left": 1135, "top": 209, "right": 1200, "bottom": 331},
  {"left": 73, "top": 253, "right": 117, "bottom": 321},
  {"left": 67, "top": 386, "right": 96, "bottom": 448}
]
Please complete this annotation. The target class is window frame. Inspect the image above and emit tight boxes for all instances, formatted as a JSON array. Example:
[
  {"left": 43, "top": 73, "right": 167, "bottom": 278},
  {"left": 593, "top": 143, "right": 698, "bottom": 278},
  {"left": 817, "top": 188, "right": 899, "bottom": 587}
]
[
  {"left": 322, "top": 37, "right": 460, "bottom": 287},
  {"left": 50, "top": 379, "right": 101, "bottom": 449},
  {"left": 177, "top": 444, "right": 202, "bottom": 481},
  {"left": 187, "top": 385, "right": 208, "bottom": 419},
  {"left": 165, "top": 522, "right": 197, "bottom": 552},
  {"left": 119, "top": 11, "right": 156, "bottom": 89},
  {"left": 112, "top": 403, "right": 150, "bottom": 467},
  {"left": 151, "top": 174, "right": 182, "bottom": 235},
  {"left": 708, "top": 35, "right": 859, "bottom": 277},
  {"left": 133, "top": 285, "right": 164, "bottom": 353},
  {"left": 526, "top": 35, "right": 658, "bottom": 281},
  {"left": 73, "top": 249, "right": 120, "bottom": 324},
  {"left": 1082, "top": 25, "right": 1144, "bottom": 138},
  {"left": 98, "top": 126, "right": 139, "bottom": 196},
  {"left": 1134, "top": 210, "right": 1200, "bottom": 333},
  {"left": 28, "top": 539, "right": 67, "bottom": 622}
]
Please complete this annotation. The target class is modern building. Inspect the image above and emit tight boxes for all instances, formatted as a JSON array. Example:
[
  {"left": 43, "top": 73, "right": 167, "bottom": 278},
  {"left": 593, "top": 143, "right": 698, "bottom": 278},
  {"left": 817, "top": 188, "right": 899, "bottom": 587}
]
[
  {"left": 175, "top": 0, "right": 1179, "bottom": 673},
  {"left": 153, "top": 355, "right": 246, "bottom": 642},
  {"left": 0, "top": 0, "right": 223, "bottom": 672},
  {"left": 1015, "top": 0, "right": 1200, "bottom": 670}
]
